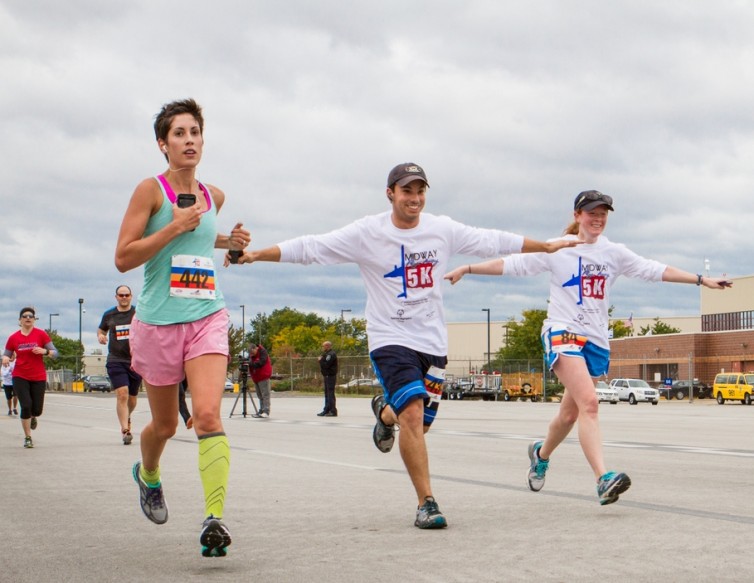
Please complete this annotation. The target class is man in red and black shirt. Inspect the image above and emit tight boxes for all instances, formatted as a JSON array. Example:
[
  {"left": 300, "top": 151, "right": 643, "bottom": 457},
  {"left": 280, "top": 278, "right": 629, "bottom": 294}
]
[{"left": 249, "top": 344, "right": 272, "bottom": 418}]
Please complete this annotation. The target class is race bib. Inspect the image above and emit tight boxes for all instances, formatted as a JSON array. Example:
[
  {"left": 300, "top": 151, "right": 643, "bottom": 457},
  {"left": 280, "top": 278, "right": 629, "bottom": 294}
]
[
  {"left": 549, "top": 330, "right": 587, "bottom": 353},
  {"left": 424, "top": 365, "right": 447, "bottom": 404},
  {"left": 170, "top": 255, "right": 216, "bottom": 300},
  {"left": 115, "top": 324, "right": 130, "bottom": 341}
]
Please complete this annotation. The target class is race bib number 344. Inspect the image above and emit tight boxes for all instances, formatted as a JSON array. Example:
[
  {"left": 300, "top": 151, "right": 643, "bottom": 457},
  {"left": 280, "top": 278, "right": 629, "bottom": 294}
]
[{"left": 170, "top": 255, "right": 216, "bottom": 300}]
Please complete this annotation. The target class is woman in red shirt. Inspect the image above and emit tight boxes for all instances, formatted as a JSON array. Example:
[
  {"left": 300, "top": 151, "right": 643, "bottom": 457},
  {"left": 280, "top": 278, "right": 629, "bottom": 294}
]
[{"left": 2, "top": 307, "right": 58, "bottom": 448}]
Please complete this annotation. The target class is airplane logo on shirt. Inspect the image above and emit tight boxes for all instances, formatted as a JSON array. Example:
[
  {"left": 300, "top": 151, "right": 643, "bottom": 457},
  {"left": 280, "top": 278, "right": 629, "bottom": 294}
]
[
  {"left": 562, "top": 256, "right": 607, "bottom": 305},
  {"left": 384, "top": 245, "right": 437, "bottom": 299}
]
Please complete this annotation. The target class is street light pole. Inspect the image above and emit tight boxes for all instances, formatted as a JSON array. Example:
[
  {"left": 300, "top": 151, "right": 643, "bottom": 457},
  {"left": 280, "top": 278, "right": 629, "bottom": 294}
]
[
  {"left": 48, "top": 313, "right": 59, "bottom": 332},
  {"left": 78, "top": 298, "right": 84, "bottom": 378},
  {"left": 482, "top": 308, "right": 491, "bottom": 374}
]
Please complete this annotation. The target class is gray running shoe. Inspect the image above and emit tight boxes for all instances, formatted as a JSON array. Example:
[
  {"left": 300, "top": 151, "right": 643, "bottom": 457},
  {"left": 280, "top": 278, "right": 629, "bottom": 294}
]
[
  {"left": 414, "top": 496, "right": 448, "bottom": 529},
  {"left": 132, "top": 461, "right": 168, "bottom": 524},
  {"left": 123, "top": 430, "right": 133, "bottom": 445},
  {"left": 200, "top": 515, "right": 232, "bottom": 557},
  {"left": 370, "top": 394, "right": 395, "bottom": 453},
  {"left": 527, "top": 441, "right": 549, "bottom": 492},
  {"left": 597, "top": 471, "right": 631, "bottom": 505},
  {"left": 23, "top": 436, "right": 33, "bottom": 449}
]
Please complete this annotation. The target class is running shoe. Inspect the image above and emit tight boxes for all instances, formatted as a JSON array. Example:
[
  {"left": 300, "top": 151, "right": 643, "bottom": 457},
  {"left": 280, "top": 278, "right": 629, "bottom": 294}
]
[
  {"left": 30, "top": 417, "right": 37, "bottom": 430},
  {"left": 6, "top": 410, "right": 11, "bottom": 416},
  {"left": 414, "top": 496, "right": 448, "bottom": 529},
  {"left": 23, "top": 436, "right": 33, "bottom": 449},
  {"left": 200, "top": 515, "right": 232, "bottom": 557},
  {"left": 13, "top": 409, "right": 18, "bottom": 415},
  {"left": 132, "top": 461, "right": 168, "bottom": 524},
  {"left": 597, "top": 471, "right": 632, "bottom": 506},
  {"left": 526, "top": 441, "right": 549, "bottom": 492},
  {"left": 123, "top": 430, "right": 133, "bottom": 445},
  {"left": 371, "top": 394, "right": 395, "bottom": 453}
]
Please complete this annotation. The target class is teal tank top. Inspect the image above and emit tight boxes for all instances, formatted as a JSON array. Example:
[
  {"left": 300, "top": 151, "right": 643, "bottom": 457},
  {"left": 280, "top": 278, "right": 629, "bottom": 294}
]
[{"left": 136, "top": 176, "right": 226, "bottom": 325}]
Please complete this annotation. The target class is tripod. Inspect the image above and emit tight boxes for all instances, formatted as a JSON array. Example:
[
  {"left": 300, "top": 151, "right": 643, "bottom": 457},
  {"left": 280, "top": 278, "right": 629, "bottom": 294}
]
[{"left": 229, "top": 370, "right": 260, "bottom": 418}]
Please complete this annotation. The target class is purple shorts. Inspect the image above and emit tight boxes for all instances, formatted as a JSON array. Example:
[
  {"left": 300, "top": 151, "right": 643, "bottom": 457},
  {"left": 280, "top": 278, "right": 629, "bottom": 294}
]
[{"left": 130, "top": 309, "right": 229, "bottom": 386}]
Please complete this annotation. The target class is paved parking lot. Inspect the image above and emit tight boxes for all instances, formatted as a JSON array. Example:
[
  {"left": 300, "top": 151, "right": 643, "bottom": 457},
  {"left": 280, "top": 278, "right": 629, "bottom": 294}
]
[{"left": 2, "top": 393, "right": 753, "bottom": 582}]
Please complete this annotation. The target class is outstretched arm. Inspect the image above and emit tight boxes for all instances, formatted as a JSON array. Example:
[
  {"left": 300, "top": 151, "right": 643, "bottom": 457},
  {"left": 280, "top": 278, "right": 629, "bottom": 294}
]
[
  {"left": 662, "top": 266, "right": 732, "bottom": 289},
  {"left": 237, "top": 245, "right": 282, "bottom": 264},
  {"left": 521, "top": 237, "right": 581, "bottom": 253},
  {"left": 445, "top": 258, "right": 504, "bottom": 285}
]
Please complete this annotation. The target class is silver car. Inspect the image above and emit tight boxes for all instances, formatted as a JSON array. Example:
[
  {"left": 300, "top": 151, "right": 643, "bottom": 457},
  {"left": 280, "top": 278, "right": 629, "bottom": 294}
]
[
  {"left": 609, "top": 378, "right": 660, "bottom": 405},
  {"left": 595, "top": 380, "right": 618, "bottom": 404}
]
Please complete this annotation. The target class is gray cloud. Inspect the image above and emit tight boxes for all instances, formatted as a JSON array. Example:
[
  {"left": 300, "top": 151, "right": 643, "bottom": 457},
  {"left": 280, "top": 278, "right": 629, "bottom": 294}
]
[{"left": 2, "top": 0, "right": 752, "bottom": 350}]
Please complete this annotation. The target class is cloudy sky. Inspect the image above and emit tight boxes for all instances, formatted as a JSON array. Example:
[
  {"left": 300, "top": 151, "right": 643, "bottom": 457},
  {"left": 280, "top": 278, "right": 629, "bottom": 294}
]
[{"left": 2, "top": 0, "right": 753, "bottom": 351}]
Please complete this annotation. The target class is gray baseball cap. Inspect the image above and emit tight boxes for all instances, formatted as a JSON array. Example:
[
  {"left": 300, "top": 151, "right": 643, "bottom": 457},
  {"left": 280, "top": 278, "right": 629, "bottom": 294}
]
[{"left": 387, "top": 163, "right": 429, "bottom": 188}]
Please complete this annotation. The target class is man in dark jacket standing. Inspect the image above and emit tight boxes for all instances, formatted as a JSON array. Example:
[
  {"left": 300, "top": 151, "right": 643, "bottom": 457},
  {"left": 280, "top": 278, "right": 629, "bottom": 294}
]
[
  {"left": 249, "top": 344, "right": 272, "bottom": 418},
  {"left": 317, "top": 341, "right": 338, "bottom": 417}
]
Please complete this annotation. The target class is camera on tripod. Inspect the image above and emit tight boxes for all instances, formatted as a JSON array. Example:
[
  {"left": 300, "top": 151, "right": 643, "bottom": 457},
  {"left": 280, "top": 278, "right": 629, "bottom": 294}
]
[
  {"left": 237, "top": 350, "right": 250, "bottom": 376},
  {"left": 229, "top": 349, "right": 259, "bottom": 418}
]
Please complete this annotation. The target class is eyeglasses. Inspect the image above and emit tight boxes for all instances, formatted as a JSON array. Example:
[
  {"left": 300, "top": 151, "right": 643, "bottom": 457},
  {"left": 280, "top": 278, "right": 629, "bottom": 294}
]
[
  {"left": 575, "top": 190, "right": 613, "bottom": 208},
  {"left": 21, "top": 314, "right": 35, "bottom": 319},
  {"left": 117, "top": 294, "right": 131, "bottom": 298}
]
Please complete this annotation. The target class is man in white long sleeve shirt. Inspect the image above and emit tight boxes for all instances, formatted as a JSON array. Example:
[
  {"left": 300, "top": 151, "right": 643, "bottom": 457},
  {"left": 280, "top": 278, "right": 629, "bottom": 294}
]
[{"left": 237, "top": 162, "right": 577, "bottom": 529}]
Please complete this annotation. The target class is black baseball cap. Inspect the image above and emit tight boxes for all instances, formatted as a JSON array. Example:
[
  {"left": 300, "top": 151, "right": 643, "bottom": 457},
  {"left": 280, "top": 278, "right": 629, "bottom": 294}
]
[
  {"left": 387, "top": 163, "right": 429, "bottom": 188},
  {"left": 574, "top": 190, "right": 614, "bottom": 212}
]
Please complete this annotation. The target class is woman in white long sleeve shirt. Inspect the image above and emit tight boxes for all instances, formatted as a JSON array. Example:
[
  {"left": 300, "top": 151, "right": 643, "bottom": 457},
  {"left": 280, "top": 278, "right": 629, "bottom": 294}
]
[{"left": 445, "top": 190, "right": 731, "bottom": 506}]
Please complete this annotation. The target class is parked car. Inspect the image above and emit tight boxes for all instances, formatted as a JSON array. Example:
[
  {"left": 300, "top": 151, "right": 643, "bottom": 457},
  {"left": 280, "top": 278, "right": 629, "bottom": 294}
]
[
  {"left": 84, "top": 375, "right": 112, "bottom": 393},
  {"left": 595, "top": 381, "right": 618, "bottom": 404},
  {"left": 609, "top": 378, "right": 659, "bottom": 405},
  {"left": 338, "top": 378, "right": 381, "bottom": 389},
  {"left": 659, "top": 380, "right": 712, "bottom": 401},
  {"left": 224, "top": 378, "right": 235, "bottom": 392},
  {"left": 712, "top": 373, "right": 754, "bottom": 405}
]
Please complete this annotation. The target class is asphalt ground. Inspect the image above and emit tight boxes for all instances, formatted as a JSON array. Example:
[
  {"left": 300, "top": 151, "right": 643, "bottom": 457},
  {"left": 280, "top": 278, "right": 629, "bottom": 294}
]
[{"left": 2, "top": 392, "right": 753, "bottom": 583}]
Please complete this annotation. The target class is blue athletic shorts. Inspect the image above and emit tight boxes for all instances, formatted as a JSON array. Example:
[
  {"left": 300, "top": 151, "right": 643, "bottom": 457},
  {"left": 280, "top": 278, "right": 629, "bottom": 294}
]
[
  {"left": 542, "top": 328, "right": 610, "bottom": 378},
  {"left": 106, "top": 361, "right": 143, "bottom": 396},
  {"left": 370, "top": 345, "right": 447, "bottom": 427}
]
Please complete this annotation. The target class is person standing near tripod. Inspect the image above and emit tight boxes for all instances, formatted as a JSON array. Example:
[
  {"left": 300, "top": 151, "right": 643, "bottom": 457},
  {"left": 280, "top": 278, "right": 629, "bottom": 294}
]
[
  {"left": 317, "top": 341, "right": 338, "bottom": 417},
  {"left": 249, "top": 343, "right": 272, "bottom": 418}
]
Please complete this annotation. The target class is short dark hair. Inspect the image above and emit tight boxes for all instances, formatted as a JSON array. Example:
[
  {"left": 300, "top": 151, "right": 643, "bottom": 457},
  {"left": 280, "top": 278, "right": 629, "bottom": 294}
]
[
  {"left": 153, "top": 98, "right": 204, "bottom": 142},
  {"left": 115, "top": 284, "right": 132, "bottom": 295}
]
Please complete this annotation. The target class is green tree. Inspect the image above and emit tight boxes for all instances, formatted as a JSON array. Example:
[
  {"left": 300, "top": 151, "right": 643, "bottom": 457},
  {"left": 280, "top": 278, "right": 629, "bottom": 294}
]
[
  {"left": 638, "top": 318, "right": 681, "bottom": 336},
  {"left": 498, "top": 309, "right": 547, "bottom": 361},
  {"left": 44, "top": 331, "right": 82, "bottom": 374},
  {"left": 608, "top": 306, "right": 633, "bottom": 339},
  {"left": 249, "top": 308, "right": 326, "bottom": 350},
  {"left": 249, "top": 307, "right": 368, "bottom": 358}
]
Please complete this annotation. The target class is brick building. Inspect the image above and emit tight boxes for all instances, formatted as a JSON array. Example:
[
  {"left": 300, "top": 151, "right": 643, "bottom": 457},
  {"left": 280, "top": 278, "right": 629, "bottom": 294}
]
[{"left": 608, "top": 274, "right": 754, "bottom": 385}]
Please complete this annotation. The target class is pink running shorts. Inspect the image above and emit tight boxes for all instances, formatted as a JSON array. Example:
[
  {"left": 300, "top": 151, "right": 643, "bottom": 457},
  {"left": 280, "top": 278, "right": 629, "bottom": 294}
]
[{"left": 130, "top": 308, "right": 230, "bottom": 386}]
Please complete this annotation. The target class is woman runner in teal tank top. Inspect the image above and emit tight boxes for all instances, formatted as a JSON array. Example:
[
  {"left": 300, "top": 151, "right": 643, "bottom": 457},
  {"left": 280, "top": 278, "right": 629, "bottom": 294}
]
[{"left": 115, "top": 98, "right": 250, "bottom": 557}]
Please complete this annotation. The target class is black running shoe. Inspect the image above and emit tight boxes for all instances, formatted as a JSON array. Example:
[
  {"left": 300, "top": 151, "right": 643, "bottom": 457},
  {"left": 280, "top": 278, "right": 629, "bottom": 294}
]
[
  {"left": 200, "top": 515, "right": 232, "bottom": 557},
  {"left": 30, "top": 417, "right": 38, "bottom": 430},
  {"left": 414, "top": 496, "right": 448, "bottom": 529},
  {"left": 371, "top": 394, "right": 395, "bottom": 453},
  {"left": 132, "top": 461, "right": 168, "bottom": 524}
]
